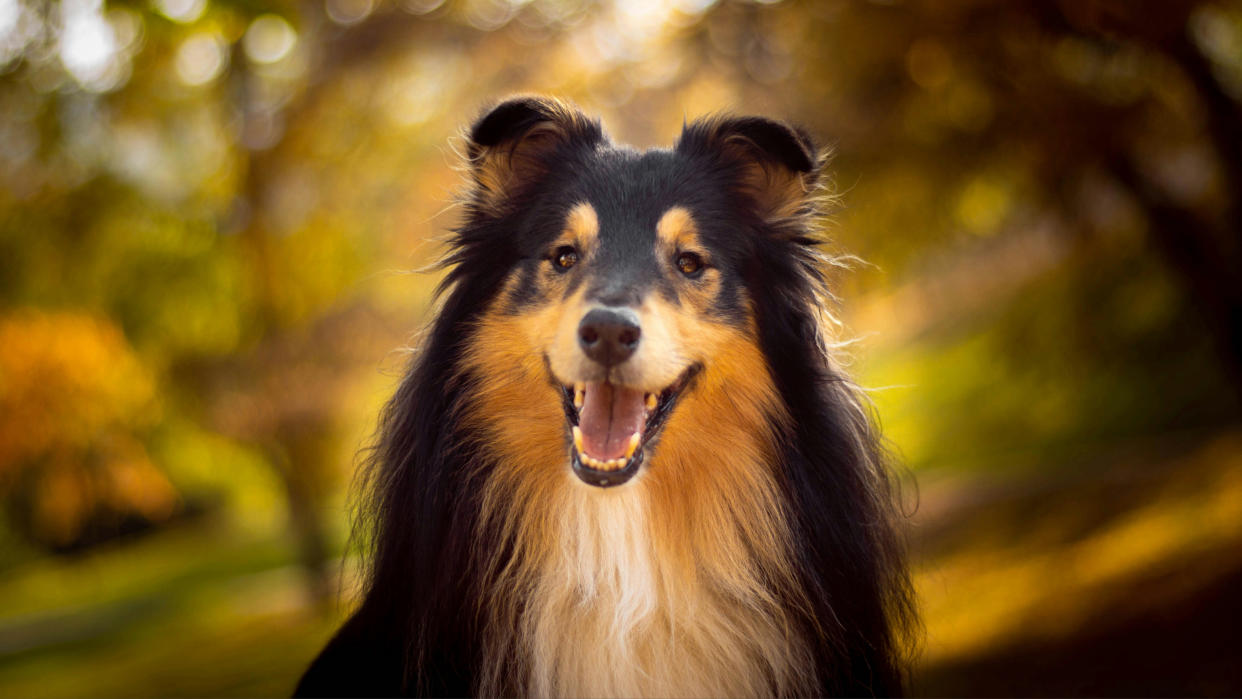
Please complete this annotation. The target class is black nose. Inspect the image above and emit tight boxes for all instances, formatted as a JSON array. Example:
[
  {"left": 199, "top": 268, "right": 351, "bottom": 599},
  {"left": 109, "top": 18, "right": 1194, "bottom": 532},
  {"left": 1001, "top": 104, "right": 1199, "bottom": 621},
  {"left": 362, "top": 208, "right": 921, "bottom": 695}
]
[{"left": 578, "top": 308, "right": 641, "bottom": 367}]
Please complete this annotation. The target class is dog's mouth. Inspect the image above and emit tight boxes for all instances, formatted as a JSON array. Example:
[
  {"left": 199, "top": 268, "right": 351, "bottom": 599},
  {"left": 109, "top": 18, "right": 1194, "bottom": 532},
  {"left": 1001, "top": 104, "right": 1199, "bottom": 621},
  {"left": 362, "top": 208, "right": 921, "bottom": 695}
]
[{"left": 558, "top": 365, "right": 700, "bottom": 488}]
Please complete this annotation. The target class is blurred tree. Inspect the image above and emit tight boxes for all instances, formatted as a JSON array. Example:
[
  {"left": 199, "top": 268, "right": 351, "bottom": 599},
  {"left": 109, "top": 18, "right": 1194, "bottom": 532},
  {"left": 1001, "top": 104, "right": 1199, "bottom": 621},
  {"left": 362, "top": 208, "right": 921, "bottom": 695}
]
[
  {"left": 786, "top": 0, "right": 1242, "bottom": 399},
  {"left": 0, "top": 311, "right": 176, "bottom": 550}
]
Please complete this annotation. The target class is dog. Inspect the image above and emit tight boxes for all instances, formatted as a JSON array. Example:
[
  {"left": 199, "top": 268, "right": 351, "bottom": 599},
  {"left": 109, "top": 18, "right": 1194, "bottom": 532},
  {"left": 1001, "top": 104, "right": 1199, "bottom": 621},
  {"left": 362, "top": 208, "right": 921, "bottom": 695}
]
[{"left": 295, "top": 96, "right": 915, "bottom": 698}]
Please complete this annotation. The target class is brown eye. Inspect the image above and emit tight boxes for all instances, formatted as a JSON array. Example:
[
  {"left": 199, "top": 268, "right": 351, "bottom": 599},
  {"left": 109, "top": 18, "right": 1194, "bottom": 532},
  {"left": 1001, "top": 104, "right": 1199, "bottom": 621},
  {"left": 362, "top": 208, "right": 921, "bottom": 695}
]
[
  {"left": 553, "top": 246, "right": 579, "bottom": 271},
  {"left": 676, "top": 251, "right": 704, "bottom": 278}
]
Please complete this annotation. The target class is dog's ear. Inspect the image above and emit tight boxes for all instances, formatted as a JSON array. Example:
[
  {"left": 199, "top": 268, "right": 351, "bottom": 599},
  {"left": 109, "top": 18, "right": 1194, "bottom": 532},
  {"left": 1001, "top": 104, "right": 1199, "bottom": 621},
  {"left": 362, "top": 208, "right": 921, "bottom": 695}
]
[
  {"left": 676, "top": 115, "right": 820, "bottom": 222},
  {"left": 466, "top": 96, "right": 603, "bottom": 213}
]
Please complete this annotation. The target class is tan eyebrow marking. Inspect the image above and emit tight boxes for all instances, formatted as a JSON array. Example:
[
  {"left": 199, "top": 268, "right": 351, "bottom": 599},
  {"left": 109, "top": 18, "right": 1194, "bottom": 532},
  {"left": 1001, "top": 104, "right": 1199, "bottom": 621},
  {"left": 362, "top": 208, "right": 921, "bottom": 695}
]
[
  {"left": 565, "top": 202, "right": 599, "bottom": 250},
  {"left": 656, "top": 206, "right": 700, "bottom": 250}
]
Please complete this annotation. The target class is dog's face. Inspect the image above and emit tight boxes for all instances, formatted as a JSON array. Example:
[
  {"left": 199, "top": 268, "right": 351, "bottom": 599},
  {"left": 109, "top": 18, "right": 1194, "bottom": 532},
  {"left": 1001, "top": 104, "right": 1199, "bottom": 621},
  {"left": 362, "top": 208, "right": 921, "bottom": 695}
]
[{"left": 458, "top": 98, "right": 818, "bottom": 489}]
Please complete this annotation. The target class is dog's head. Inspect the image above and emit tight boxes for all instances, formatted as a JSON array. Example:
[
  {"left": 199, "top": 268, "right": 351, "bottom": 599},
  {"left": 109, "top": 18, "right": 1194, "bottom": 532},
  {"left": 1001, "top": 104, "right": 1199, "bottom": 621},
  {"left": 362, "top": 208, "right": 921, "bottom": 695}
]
[{"left": 455, "top": 96, "right": 822, "bottom": 489}]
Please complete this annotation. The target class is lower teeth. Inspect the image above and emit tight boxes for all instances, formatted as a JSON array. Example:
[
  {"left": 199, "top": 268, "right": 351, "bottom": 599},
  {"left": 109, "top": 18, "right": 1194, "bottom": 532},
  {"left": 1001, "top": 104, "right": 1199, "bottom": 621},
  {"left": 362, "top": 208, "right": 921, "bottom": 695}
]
[
  {"left": 578, "top": 453, "right": 628, "bottom": 471},
  {"left": 572, "top": 429, "right": 642, "bottom": 472}
]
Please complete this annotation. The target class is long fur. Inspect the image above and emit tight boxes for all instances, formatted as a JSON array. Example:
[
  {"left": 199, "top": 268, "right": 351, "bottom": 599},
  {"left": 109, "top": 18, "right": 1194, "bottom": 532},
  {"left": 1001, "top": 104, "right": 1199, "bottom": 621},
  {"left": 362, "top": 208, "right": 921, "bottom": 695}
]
[
  {"left": 462, "top": 305, "right": 812, "bottom": 697},
  {"left": 296, "top": 98, "right": 916, "bottom": 698}
]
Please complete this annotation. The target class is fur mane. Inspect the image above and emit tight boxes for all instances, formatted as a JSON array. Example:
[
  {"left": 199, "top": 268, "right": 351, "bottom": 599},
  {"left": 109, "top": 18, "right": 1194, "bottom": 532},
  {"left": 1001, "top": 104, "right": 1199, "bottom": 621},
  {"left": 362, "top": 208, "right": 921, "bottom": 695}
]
[{"left": 460, "top": 307, "right": 815, "bottom": 697}]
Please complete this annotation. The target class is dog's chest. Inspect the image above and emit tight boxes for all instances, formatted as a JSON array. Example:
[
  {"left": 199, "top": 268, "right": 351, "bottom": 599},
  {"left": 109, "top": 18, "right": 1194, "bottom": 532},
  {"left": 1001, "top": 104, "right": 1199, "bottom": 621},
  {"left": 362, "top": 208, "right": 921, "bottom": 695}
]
[{"left": 511, "top": 491, "right": 801, "bottom": 698}]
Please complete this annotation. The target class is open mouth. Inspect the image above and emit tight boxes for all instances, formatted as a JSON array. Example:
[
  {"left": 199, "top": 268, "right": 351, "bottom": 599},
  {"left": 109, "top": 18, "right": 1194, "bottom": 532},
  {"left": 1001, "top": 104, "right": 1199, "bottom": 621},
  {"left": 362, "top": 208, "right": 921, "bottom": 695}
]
[{"left": 559, "top": 365, "right": 700, "bottom": 488}]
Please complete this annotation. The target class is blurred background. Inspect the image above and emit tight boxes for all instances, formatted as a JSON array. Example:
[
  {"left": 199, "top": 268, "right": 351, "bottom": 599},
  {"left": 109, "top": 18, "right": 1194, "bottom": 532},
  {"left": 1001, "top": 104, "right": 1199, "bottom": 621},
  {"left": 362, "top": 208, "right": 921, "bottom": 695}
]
[{"left": 1, "top": 0, "right": 1241, "bottom": 695}]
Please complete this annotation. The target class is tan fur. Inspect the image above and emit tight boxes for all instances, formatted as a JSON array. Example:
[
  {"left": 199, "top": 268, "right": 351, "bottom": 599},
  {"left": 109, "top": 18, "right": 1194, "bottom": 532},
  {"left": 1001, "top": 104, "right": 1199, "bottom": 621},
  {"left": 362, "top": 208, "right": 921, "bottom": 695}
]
[
  {"left": 655, "top": 207, "right": 724, "bottom": 318},
  {"left": 565, "top": 201, "right": 600, "bottom": 250},
  {"left": 703, "top": 127, "right": 815, "bottom": 224},
  {"left": 655, "top": 207, "right": 700, "bottom": 250},
  {"left": 457, "top": 213, "right": 818, "bottom": 695},
  {"left": 472, "top": 121, "right": 563, "bottom": 214},
  {"left": 738, "top": 158, "right": 813, "bottom": 223},
  {"left": 470, "top": 98, "right": 598, "bottom": 215}
]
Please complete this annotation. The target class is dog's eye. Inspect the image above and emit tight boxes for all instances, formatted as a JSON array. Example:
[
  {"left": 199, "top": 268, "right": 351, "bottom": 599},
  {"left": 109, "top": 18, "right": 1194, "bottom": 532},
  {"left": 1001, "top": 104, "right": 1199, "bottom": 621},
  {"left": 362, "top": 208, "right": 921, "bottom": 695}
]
[
  {"left": 675, "top": 252, "right": 704, "bottom": 278},
  {"left": 552, "top": 246, "right": 579, "bottom": 271}
]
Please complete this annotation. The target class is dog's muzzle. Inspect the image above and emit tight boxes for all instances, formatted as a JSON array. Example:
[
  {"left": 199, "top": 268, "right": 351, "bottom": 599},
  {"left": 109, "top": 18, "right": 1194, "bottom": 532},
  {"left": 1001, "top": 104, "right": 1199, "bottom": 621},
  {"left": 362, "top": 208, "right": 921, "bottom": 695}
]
[{"left": 559, "top": 305, "right": 699, "bottom": 487}]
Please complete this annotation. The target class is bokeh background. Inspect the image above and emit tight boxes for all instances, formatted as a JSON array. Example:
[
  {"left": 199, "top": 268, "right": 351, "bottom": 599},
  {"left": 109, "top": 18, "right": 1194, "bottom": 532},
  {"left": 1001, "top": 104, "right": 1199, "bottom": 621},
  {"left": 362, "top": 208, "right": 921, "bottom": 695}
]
[{"left": 2, "top": 0, "right": 1241, "bottom": 695}]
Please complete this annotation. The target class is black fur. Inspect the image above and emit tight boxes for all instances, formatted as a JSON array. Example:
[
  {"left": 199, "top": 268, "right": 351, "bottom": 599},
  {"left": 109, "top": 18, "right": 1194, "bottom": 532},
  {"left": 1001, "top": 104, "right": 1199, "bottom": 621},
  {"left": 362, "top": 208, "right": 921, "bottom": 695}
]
[{"left": 295, "top": 97, "right": 915, "bottom": 698}]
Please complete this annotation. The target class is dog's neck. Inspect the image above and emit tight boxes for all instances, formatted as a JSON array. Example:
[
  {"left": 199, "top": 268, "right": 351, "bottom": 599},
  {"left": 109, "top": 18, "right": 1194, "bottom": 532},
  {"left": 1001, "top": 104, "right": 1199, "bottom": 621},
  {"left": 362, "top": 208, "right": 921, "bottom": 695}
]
[{"left": 474, "top": 438, "right": 816, "bottom": 698}]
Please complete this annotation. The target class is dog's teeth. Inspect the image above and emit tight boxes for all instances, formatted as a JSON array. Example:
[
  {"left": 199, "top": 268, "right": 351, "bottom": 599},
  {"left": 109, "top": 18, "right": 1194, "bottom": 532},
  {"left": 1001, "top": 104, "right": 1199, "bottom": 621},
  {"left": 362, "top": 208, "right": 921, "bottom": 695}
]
[
  {"left": 625, "top": 432, "right": 640, "bottom": 459},
  {"left": 576, "top": 449, "right": 634, "bottom": 472},
  {"left": 572, "top": 426, "right": 584, "bottom": 453},
  {"left": 645, "top": 393, "right": 657, "bottom": 411},
  {"left": 574, "top": 383, "right": 584, "bottom": 410}
]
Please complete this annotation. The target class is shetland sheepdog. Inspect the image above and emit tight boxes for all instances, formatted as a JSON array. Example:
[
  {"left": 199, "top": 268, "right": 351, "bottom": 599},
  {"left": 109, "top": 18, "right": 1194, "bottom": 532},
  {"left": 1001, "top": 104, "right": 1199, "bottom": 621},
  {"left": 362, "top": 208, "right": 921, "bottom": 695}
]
[{"left": 296, "top": 96, "right": 915, "bottom": 698}]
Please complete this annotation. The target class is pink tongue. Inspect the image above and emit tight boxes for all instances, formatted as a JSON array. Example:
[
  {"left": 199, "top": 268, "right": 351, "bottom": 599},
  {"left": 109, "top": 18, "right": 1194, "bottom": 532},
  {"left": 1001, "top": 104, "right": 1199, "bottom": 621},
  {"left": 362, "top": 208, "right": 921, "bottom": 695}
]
[{"left": 578, "top": 382, "right": 645, "bottom": 460}]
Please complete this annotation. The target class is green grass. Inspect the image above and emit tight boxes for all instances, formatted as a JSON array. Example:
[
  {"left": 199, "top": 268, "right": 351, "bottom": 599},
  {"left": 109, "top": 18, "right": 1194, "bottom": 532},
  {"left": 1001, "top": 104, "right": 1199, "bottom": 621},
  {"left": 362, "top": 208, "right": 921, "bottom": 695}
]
[{"left": 0, "top": 516, "right": 349, "bottom": 697}]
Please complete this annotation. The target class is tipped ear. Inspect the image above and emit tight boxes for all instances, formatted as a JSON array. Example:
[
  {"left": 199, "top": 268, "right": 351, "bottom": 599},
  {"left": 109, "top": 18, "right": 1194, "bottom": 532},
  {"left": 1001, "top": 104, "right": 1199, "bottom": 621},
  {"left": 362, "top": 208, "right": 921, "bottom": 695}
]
[
  {"left": 676, "top": 115, "right": 820, "bottom": 222},
  {"left": 466, "top": 96, "right": 603, "bottom": 213}
]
